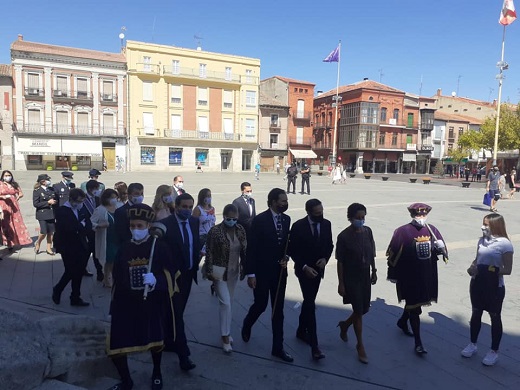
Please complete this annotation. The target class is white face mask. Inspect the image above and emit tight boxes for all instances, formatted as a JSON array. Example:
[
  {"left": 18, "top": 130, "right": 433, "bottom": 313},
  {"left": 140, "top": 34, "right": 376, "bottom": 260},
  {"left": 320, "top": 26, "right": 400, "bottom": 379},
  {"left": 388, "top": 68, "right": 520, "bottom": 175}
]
[
  {"left": 4, "top": 176, "right": 12, "bottom": 182},
  {"left": 93, "top": 189, "right": 102, "bottom": 197},
  {"left": 131, "top": 228, "right": 149, "bottom": 241},
  {"left": 163, "top": 195, "right": 174, "bottom": 203},
  {"left": 175, "top": 182, "right": 184, "bottom": 190},
  {"left": 109, "top": 198, "right": 118, "bottom": 206},
  {"left": 413, "top": 217, "right": 427, "bottom": 227},
  {"left": 131, "top": 195, "right": 144, "bottom": 204}
]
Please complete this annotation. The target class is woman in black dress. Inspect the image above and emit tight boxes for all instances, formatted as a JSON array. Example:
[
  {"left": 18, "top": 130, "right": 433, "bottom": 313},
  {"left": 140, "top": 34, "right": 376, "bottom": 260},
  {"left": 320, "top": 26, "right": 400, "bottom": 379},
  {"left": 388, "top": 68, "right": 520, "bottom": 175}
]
[
  {"left": 336, "top": 203, "right": 377, "bottom": 364},
  {"left": 32, "top": 174, "right": 57, "bottom": 255}
]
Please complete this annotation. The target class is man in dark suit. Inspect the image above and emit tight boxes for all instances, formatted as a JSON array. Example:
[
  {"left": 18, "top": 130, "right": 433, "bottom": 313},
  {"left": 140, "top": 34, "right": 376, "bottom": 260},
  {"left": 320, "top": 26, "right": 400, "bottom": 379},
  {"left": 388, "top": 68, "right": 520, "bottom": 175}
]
[
  {"left": 242, "top": 188, "right": 293, "bottom": 362},
  {"left": 160, "top": 193, "right": 200, "bottom": 371},
  {"left": 53, "top": 171, "right": 75, "bottom": 207},
  {"left": 231, "top": 182, "right": 256, "bottom": 237},
  {"left": 288, "top": 198, "right": 333, "bottom": 360},
  {"left": 52, "top": 188, "right": 91, "bottom": 307},
  {"left": 82, "top": 180, "right": 103, "bottom": 280},
  {"left": 114, "top": 183, "right": 144, "bottom": 245}
]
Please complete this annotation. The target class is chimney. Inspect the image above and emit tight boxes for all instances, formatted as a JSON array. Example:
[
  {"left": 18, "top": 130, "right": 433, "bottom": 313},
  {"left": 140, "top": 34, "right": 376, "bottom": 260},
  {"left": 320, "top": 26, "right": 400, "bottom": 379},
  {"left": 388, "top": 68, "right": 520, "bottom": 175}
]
[
  {"left": 18, "top": 34, "right": 23, "bottom": 41},
  {"left": 437, "top": 88, "right": 442, "bottom": 96}
]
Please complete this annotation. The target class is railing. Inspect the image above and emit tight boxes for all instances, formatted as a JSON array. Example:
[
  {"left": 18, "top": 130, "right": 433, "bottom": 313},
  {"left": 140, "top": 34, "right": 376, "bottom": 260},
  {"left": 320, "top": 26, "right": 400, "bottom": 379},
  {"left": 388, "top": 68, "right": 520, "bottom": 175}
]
[
  {"left": 53, "top": 89, "right": 69, "bottom": 98},
  {"left": 102, "top": 127, "right": 119, "bottom": 136},
  {"left": 406, "top": 143, "right": 417, "bottom": 151},
  {"left": 163, "top": 129, "right": 242, "bottom": 141},
  {"left": 313, "top": 140, "right": 333, "bottom": 149},
  {"left": 134, "top": 63, "right": 161, "bottom": 74},
  {"left": 18, "top": 124, "right": 121, "bottom": 136},
  {"left": 23, "top": 124, "right": 45, "bottom": 133},
  {"left": 292, "top": 110, "right": 312, "bottom": 121},
  {"left": 24, "top": 87, "right": 44, "bottom": 97},
  {"left": 269, "top": 123, "right": 281, "bottom": 132},
  {"left": 100, "top": 93, "right": 118, "bottom": 103},
  {"left": 259, "top": 142, "right": 288, "bottom": 150},
  {"left": 72, "top": 91, "right": 93, "bottom": 100},
  {"left": 75, "top": 126, "right": 92, "bottom": 135},
  {"left": 138, "top": 127, "right": 161, "bottom": 136},
  {"left": 288, "top": 136, "right": 313, "bottom": 146},
  {"left": 377, "top": 140, "right": 412, "bottom": 150},
  {"left": 163, "top": 65, "right": 241, "bottom": 83}
]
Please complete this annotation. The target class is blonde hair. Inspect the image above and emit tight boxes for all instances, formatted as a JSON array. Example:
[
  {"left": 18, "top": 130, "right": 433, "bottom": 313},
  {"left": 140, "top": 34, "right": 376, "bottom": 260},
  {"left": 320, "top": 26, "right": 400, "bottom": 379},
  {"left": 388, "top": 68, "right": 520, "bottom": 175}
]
[
  {"left": 484, "top": 213, "right": 509, "bottom": 240},
  {"left": 152, "top": 184, "right": 173, "bottom": 212}
]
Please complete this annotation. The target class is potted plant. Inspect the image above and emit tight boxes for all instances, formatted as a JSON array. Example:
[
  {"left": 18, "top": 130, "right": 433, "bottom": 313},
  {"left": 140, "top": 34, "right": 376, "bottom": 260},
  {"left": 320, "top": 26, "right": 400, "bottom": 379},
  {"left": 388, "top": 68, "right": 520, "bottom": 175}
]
[
  {"left": 409, "top": 177, "right": 418, "bottom": 183},
  {"left": 71, "top": 164, "right": 78, "bottom": 171},
  {"left": 422, "top": 177, "right": 432, "bottom": 184},
  {"left": 382, "top": 176, "right": 389, "bottom": 181},
  {"left": 364, "top": 173, "right": 371, "bottom": 180},
  {"left": 349, "top": 173, "right": 356, "bottom": 178}
]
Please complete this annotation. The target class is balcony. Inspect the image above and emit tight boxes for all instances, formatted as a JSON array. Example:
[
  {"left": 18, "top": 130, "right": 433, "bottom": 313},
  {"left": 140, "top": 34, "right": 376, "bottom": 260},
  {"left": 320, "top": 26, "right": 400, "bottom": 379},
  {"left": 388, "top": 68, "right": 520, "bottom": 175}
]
[
  {"left": 269, "top": 122, "right": 281, "bottom": 132},
  {"left": 163, "top": 129, "right": 242, "bottom": 141},
  {"left": 17, "top": 124, "right": 121, "bottom": 136},
  {"left": 292, "top": 110, "right": 312, "bottom": 122},
  {"left": 102, "top": 127, "right": 119, "bottom": 136},
  {"left": 100, "top": 93, "right": 118, "bottom": 104},
  {"left": 378, "top": 140, "right": 413, "bottom": 150},
  {"left": 289, "top": 136, "right": 313, "bottom": 147},
  {"left": 24, "top": 87, "right": 44, "bottom": 99},
  {"left": 75, "top": 126, "right": 92, "bottom": 135},
  {"left": 134, "top": 63, "right": 161, "bottom": 74},
  {"left": 53, "top": 89, "right": 70, "bottom": 99},
  {"left": 71, "top": 91, "right": 93, "bottom": 102},
  {"left": 259, "top": 142, "right": 287, "bottom": 150},
  {"left": 138, "top": 127, "right": 161, "bottom": 136},
  {"left": 163, "top": 65, "right": 241, "bottom": 84},
  {"left": 22, "top": 124, "right": 46, "bottom": 133}
]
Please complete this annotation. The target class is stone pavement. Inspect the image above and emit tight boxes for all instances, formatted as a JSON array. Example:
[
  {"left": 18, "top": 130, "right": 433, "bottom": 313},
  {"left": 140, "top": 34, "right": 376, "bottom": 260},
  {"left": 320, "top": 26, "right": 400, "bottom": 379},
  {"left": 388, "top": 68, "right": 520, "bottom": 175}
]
[{"left": 1, "top": 170, "right": 519, "bottom": 389}]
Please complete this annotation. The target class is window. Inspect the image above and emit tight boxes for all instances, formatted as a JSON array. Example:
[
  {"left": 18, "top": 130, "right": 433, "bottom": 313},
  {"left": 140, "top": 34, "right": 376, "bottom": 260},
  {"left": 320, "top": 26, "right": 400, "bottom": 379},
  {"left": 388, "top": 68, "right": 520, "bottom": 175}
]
[
  {"left": 245, "top": 90, "right": 256, "bottom": 107},
  {"left": 102, "top": 81, "right": 113, "bottom": 101},
  {"left": 28, "top": 155, "right": 42, "bottom": 165},
  {"left": 270, "top": 134, "right": 279, "bottom": 148},
  {"left": 223, "top": 118, "right": 233, "bottom": 139},
  {"left": 393, "top": 109, "right": 399, "bottom": 121},
  {"left": 141, "top": 147, "right": 156, "bottom": 164},
  {"left": 448, "top": 127, "right": 454, "bottom": 138},
  {"left": 391, "top": 132, "right": 398, "bottom": 146},
  {"left": 270, "top": 114, "right": 279, "bottom": 126},
  {"left": 56, "top": 76, "right": 67, "bottom": 96},
  {"left": 299, "top": 88, "right": 303, "bottom": 93},
  {"left": 76, "top": 156, "right": 91, "bottom": 166},
  {"left": 198, "top": 87, "right": 208, "bottom": 106},
  {"left": 143, "top": 81, "right": 153, "bottom": 101},
  {"left": 103, "top": 113, "right": 114, "bottom": 134},
  {"left": 225, "top": 67, "right": 232, "bottom": 81},
  {"left": 169, "top": 147, "right": 183, "bottom": 165},
  {"left": 77, "top": 78, "right": 88, "bottom": 97},
  {"left": 143, "top": 112, "right": 154, "bottom": 135},
  {"left": 360, "top": 103, "right": 378, "bottom": 124},
  {"left": 143, "top": 56, "right": 151, "bottom": 72},
  {"left": 171, "top": 85, "right": 181, "bottom": 104},
  {"left": 170, "top": 114, "right": 181, "bottom": 131},
  {"left": 458, "top": 127, "right": 464, "bottom": 136},
  {"left": 380, "top": 107, "right": 387, "bottom": 122},
  {"left": 245, "top": 118, "right": 256, "bottom": 137},
  {"left": 245, "top": 69, "right": 252, "bottom": 83},
  {"left": 448, "top": 143, "right": 453, "bottom": 152},
  {"left": 199, "top": 63, "right": 207, "bottom": 78},
  {"left": 477, "top": 107, "right": 482, "bottom": 110},
  {"left": 379, "top": 132, "right": 385, "bottom": 145},
  {"left": 223, "top": 90, "right": 233, "bottom": 108},
  {"left": 296, "top": 126, "right": 303, "bottom": 144},
  {"left": 198, "top": 116, "right": 209, "bottom": 137},
  {"left": 76, "top": 112, "right": 89, "bottom": 134},
  {"left": 406, "top": 134, "right": 413, "bottom": 144},
  {"left": 172, "top": 60, "right": 180, "bottom": 75},
  {"left": 304, "top": 89, "right": 308, "bottom": 93},
  {"left": 294, "top": 88, "right": 298, "bottom": 92},
  {"left": 407, "top": 113, "right": 414, "bottom": 128},
  {"left": 196, "top": 149, "right": 208, "bottom": 166},
  {"left": 28, "top": 109, "right": 41, "bottom": 131},
  {"left": 296, "top": 99, "right": 305, "bottom": 118},
  {"left": 56, "top": 111, "right": 68, "bottom": 133}
]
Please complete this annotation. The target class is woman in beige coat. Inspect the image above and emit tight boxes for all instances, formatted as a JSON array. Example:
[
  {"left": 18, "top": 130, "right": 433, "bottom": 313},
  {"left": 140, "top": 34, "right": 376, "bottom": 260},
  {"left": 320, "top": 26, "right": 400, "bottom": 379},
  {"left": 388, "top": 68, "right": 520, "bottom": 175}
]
[{"left": 91, "top": 189, "right": 119, "bottom": 287}]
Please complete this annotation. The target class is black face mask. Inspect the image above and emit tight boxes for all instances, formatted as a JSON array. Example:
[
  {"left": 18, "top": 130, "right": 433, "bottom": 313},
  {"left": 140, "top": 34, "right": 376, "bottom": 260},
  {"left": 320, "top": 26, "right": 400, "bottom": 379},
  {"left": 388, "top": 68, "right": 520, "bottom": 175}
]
[
  {"left": 310, "top": 214, "right": 324, "bottom": 223},
  {"left": 277, "top": 204, "right": 288, "bottom": 214}
]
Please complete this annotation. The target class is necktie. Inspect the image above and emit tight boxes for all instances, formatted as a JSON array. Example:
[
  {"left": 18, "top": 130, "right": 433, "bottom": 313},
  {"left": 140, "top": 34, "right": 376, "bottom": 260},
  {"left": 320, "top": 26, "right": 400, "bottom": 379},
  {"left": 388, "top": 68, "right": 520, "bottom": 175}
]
[
  {"left": 312, "top": 222, "right": 319, "bottom": 240},
  {"left": 181, "top": 221, "right": 191, "bottom": 269},
  {"left": 276, "top": 214, "right": 283, "bottom": 244},
  {"left": 85, "top": 196, "right": 94, "bottom": 215}
]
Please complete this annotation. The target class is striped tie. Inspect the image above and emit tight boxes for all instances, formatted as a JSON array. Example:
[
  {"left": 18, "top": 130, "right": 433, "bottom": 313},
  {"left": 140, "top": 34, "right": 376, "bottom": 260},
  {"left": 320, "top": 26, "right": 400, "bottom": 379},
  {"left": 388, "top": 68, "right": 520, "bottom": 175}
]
[
  {"left": 276, "top": 214, "right": 283, "bottom": 244},
  {"left": 85, "top": 196, "right": 95, "bottom": 215}
]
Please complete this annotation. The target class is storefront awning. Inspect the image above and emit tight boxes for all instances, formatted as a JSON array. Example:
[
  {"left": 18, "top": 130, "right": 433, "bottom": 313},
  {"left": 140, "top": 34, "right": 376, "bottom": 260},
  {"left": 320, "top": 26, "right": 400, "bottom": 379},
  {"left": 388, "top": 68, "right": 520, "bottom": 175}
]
[
  {"left": 16, "top": 137, "right": 102, "bottom": 157},
  {"left": 289, "top": 149, "right": 317, "bottom": 159}
]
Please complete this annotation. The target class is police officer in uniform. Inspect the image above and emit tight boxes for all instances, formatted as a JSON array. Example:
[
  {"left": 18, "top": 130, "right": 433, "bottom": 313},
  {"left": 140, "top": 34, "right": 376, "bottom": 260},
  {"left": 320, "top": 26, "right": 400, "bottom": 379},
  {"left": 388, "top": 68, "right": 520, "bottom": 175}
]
[
  {"left": 300, "top": 163, "right": 311, "bottom": 195},
  {"left": 53, "top": 171, "right": 75, "bottom": 207}
]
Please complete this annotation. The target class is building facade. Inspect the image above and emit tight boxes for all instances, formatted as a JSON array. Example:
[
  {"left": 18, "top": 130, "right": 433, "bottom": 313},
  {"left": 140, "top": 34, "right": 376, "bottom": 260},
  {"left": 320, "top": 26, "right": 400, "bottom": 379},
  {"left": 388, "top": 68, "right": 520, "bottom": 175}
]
[
  {"left": 11, "top": 35, "right": 127, "bottom": 171},
  {"left": 125, "top": 40, "right": 260, "bottom": 172},
  {"left": 0, "top": 64, "right": 14, "bottom": 170},
  {"left": 433, "top": 89, "right": 496, "bottom": 120}
]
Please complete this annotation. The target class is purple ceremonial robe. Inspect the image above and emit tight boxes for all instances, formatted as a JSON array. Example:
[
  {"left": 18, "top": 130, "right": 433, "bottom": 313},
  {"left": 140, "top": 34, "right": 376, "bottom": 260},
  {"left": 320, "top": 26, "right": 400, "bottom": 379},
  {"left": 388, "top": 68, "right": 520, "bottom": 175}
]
[{"left": 386, "top": 223, "right": 445, "bottom": 309}]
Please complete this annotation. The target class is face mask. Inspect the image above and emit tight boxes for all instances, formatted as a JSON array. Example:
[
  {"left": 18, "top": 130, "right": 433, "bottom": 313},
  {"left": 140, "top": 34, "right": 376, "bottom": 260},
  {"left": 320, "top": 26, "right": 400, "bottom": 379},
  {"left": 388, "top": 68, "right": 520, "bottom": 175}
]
[
  {"left": 71, "top": 202, "right": 83, "bottom": 211},
  {"left": 175, "top": 182, "right": 184, "bottom": 189},
  {"left": 109, "top": 198, "right": 118, "bottom": 206},
  {"left": 45, "top": 180, "right": 52, "bottom": 187},
  {"left": 64, "top": 178, "right": 72, "bottom": 183},
  {"left": 481, "top": 225, "right": 491, "bottom": 237},
  {"left": 177, "top": 209, "right": 192, "bottom": 220},
  {"left": 131, "top": 228, "right": 149, "bottom": 241},
  {"left": 277, "top": 204, "right": 288, "bottom": 214},
  {"left": 310, "top": 214, "right": 324, "bottom": 223},
  {"left": 243, "top": 192, "right": 252, "bottom": 199},
  {"left": 131, "top": 195, "right": 144, "bottom": 204},
  {"left": 413, "top": 217, "right": 427, "bottom": 227},
  {"left": 204, "top": 197, "right": 212, "bottom": 205},
  {"left": 93, "top": 189, "right": 102, "bottom": 197},
  {"left": 4, "top": 176, "right": 12, "bottom": 182},
  {"left": 163, "top": 195, "right": 174, "bottom": 203},
  {"left": 223, "top": 218, "right": 237, "bottom": 227},
  {"left": 352, "top": 219, "right": 365, "bottom": 228}
]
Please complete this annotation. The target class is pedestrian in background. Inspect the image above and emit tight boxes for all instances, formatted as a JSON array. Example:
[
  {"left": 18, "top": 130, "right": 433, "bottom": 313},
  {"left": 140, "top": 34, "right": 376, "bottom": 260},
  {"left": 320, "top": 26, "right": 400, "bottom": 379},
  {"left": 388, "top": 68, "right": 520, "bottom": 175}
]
[
  {"left": 80, "top": 168, "right": 105, "bottom": 192},
  {"left": 286, "top": 162, "right": 297, "bottom": 194},
  {"left": 53, "top": 171, "right": 75, "bottom": 207},
  {"left": 486, "top": 165, "right": 501, "bottom": 212},
  {"left": 114, "top": 181, "right": 128, "bottom": 208},
  {"left": 33, "top": 174, "right": 57, "bottom": 255},
  {"left": 461, "top": 213, "right": 513, "bottom": 366}
]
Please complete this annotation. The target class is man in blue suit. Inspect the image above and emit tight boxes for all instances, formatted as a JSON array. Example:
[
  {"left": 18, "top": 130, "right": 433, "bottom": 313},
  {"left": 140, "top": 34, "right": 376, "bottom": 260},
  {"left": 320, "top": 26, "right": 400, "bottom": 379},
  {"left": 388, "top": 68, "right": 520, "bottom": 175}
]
[
  {"left": 160, "top": 193, "right": 200, "bottom": 371},
  {"left": 242, "top": 188, "right": 293, "bottom": 362}
]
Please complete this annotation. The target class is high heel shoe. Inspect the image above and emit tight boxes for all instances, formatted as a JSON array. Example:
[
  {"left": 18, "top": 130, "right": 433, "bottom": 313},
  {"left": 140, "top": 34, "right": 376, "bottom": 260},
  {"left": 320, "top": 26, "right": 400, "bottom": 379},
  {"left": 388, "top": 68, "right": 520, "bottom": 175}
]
[
  {"left": 46, "top": 250, "right": 55, "bottom": 256},
  {"left": 356, "top": 344, "right": 368, "bottom": 364},
  {"left": 34, "top": 243, "right": 40, "bottom": 254},
  {"left": 337, "top": 320, "right": 349, "bottom": 342},
  {"left": 210, "top": 283, "right": 216, "bottom": 296}
]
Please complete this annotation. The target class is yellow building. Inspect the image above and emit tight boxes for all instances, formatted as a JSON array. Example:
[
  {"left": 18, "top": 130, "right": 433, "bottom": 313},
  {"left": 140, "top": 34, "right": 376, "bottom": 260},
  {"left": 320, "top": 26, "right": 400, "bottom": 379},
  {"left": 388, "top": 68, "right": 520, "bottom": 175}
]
[{"left": 125, "top": 40, "right": 260, "bottom": 172}]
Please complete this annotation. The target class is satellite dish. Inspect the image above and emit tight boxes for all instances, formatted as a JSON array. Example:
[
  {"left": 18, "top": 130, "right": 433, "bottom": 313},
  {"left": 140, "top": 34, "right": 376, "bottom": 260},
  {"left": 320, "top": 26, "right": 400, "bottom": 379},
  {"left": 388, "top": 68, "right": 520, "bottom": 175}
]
[
  {"left": 119, "top": 33, "right": 125, "bottom": 40},
  {"left": 451, "top": 91, "right": 456, "bottom": 97}
]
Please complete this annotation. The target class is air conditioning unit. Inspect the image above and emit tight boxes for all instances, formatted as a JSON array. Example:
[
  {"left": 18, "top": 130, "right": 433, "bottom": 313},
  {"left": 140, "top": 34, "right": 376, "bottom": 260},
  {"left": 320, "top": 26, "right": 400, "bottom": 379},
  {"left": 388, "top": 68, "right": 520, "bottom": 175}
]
[
  {"left": 55, "top": 90, "right": 63, "bottom": 97},
  {"left": 103, "top": 94, "right": 113, "bottom": 101},
  {"left": 29, "top": 89, "right": 39, "bottom": 95},
  {"left": 389, "top": 118, "right": 397, "bottom": 125}
]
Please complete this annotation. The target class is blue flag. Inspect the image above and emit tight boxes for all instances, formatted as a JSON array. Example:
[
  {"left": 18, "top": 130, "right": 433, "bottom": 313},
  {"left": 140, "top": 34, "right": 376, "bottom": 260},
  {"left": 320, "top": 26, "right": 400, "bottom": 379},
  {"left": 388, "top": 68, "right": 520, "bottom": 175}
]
[{"left": 323, "top": 46, "right": 340, "bottom": 62}]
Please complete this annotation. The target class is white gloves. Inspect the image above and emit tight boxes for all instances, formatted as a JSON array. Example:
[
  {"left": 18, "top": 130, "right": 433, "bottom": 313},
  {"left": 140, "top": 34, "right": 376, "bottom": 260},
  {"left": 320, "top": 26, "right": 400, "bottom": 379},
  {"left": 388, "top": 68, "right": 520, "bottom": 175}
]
[
  {"left": 434, "top": 240, "right": 445, "bottom": 250},
  {"left": 143, "top": 272, "right": 157, "bottom": 290}
]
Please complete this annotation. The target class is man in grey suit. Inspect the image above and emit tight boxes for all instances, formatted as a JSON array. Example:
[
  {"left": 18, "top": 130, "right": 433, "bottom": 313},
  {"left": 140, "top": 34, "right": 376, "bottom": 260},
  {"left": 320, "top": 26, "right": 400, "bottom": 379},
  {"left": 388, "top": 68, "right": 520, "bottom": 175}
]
[{"left": 232, "top": 182, "right": 256, "bottom": 238}]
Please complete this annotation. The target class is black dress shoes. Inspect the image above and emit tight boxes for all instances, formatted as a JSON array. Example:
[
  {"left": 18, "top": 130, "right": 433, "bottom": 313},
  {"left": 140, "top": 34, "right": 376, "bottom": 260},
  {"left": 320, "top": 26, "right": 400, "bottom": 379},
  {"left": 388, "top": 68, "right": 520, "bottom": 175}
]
[
  {"left": 271, "top": 350, "right": 294, "bottom": 363},
  {"left": 415, "top": 345, "right": 428, "bottom": 355},
  {"left": 179, "top": 357, "right": 196, "bottom": 371},
  {"left": 397, "top": 318, "right": 414, "bottom": 337},
  {"left": 296, "top": 330, "right": 310, "bottom": 345},
  {"left": 312, "top": 348, "right": 325, "bottom": 360},
  {"left": 52, "top": 288, "right": 61, "bottom": 305},
  {"left": 241, "top": 322, "right": 251, "bottom": 342},
  {"left": 83, "top": 270, "right": 93, "bottom": 277},
  {"left": 151, "top": 373, "right": 163, "bottom": 390},
  {"left": 70, "top": 298, "right": 90, "bottom": 307}
]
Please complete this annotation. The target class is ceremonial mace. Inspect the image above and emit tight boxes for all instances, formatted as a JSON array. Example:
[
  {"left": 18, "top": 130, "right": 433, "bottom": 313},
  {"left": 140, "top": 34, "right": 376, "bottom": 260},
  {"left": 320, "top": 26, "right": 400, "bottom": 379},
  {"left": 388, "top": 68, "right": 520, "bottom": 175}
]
[
  {"left": 272, "top": 233, "right": 290, "bottom": 320},
  {"left": 143, "top": 222, "right": 167, "bottom": 300}
]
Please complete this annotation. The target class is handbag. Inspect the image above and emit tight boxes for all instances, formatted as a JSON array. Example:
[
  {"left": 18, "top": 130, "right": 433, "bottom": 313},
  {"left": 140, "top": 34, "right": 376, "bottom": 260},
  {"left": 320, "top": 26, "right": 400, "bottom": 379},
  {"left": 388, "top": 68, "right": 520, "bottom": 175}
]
[{"left": 483, "top": 192, "right": 492, "bottom": 207}]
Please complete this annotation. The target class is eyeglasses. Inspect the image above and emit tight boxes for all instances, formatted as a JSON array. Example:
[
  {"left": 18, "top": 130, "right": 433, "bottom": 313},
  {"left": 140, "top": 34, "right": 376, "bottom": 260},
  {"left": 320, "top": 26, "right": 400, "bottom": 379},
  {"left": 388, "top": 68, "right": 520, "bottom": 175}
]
[{"left": 225, "top": 218, "right": 238, "bottom": 222}]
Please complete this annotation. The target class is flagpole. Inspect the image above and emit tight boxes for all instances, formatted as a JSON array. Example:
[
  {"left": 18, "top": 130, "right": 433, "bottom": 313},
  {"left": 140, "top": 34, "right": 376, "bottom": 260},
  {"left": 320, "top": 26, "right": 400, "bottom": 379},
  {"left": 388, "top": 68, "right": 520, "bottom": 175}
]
[
  {"left": 492, "top": 25, "right": 507, "bottom": 166},
  {"left": 332, "top": 40, "right": 341, "bottom": 166}
]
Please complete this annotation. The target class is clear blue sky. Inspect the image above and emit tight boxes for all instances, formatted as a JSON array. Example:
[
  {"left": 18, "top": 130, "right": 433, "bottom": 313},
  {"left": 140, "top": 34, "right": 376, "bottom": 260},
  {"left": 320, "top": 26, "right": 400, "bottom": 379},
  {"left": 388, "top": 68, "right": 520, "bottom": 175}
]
[{"left": 2, "top": 0, "right": 519, "bottom": 103}]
